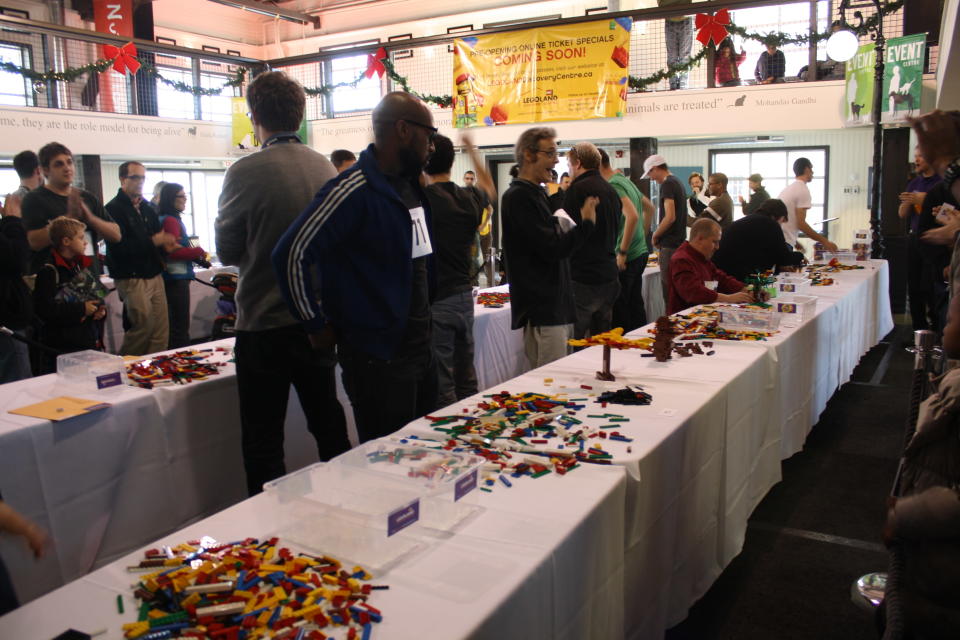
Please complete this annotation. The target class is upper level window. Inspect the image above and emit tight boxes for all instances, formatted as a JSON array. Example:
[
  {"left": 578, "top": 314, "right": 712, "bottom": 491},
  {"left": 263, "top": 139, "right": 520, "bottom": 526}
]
[
  {"left": 326, "top": 54, "right": 381, "bottom": 115},
  {"left": 0, "top": 41, "right": 33, "bottom": 106}
]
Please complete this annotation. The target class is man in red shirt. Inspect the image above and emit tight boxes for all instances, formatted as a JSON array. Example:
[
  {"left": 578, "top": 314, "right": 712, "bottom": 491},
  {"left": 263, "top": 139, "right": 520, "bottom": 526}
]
[{"left": 668, "top": 218, "right": 753, "bottom": 314}]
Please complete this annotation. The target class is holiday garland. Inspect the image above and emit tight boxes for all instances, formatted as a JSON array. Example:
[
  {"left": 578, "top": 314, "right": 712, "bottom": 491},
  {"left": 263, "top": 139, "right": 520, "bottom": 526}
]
[{"left": 0, "top": 1, "right": 904, "bottom": 100}]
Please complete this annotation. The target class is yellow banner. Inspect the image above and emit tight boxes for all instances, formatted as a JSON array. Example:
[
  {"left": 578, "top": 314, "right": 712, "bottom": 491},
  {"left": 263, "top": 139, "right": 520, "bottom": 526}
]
[
  {"left": 231, "top": 96, "right": 256, "bottom": 149},
  {"left": 452, "top": 19, "right": 631, "bottom": 128}
]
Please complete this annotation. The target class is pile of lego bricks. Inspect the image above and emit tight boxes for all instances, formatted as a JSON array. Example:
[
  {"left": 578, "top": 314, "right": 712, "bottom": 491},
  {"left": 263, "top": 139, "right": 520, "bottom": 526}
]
[
  {"left": 122, "top": 537, "right": 385, "bottom": 639},
  {"left": 476, "top": 291, "right": 510, "bottom": 307},
  {"left": 125, "top": 348, "right": 231, "bottom": 389}
]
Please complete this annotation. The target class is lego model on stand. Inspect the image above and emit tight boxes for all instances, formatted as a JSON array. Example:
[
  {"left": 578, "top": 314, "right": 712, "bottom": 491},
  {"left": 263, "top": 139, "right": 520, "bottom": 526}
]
[{"left": 568, "top": 328, "right": 654, "bottom": 380}]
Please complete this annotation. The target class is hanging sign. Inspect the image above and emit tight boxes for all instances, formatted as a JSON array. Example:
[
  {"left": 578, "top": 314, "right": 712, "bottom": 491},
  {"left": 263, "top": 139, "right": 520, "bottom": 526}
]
[
  {"left": 843, "top": 42, "right": 875, "bottom": 126},
  {"left": 452, "top": 19, "right": 631, "bottom": 128},
  {"left": 881, "top": 33, "right": 925, "bottom": 124}
]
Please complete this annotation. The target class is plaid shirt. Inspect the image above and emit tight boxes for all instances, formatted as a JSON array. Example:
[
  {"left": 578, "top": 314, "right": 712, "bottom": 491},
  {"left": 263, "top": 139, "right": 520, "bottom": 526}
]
[{"left": 755, "top": 50, "right": 786, "bottom": 82}]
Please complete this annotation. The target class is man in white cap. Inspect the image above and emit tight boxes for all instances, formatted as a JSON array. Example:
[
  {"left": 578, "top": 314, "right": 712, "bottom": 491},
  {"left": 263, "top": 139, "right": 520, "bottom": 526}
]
[{"left": 644, "top": 154, "right": 687, "bottom": 307}]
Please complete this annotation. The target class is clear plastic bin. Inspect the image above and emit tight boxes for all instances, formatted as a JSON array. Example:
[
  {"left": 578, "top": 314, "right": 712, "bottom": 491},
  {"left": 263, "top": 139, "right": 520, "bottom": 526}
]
[
  {"left": 263, "top": 462, "right": 430, "bottom": 574},
  {"left": 775, "top": 295, "right": 818, "bottom": 321},
  {"left": 777, "top": 278, "right": 810, "bottom": 296},
  {"left": 336, "top": 439, "right": 485, "bottom": 533},
  {"left": 718, "top": 307, "right": 780, "bottom": 332},
  {"left": 56, "top": 350, "right": 124, "bottom": 392}
]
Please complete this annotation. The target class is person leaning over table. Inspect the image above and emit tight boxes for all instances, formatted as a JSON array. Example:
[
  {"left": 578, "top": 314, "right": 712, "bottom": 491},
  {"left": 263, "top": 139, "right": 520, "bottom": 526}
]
[
  {"left": 712, "top": 198, "right": 804, "bottom": 282},
  {"left": 667, "top": 218, "right": 753, "bottom": 315}
]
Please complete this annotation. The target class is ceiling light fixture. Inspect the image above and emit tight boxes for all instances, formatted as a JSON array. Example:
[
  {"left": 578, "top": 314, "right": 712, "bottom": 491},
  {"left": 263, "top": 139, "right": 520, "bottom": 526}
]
[{"left": 206, "top": 0, "right": 320, "bottom": 28}]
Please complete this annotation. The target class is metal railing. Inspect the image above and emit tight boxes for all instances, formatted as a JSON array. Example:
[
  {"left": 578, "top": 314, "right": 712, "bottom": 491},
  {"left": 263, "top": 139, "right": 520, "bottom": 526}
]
[
  {"left": 0, "top": 0, "right": 927, "bottom": 124},
  {"left": 0, "top": 13, "right": 259, "bottom": 121}
]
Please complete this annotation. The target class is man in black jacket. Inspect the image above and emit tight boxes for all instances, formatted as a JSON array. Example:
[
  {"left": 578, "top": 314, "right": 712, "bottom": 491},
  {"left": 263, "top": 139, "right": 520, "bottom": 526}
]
[
  {"left": 564, "top": 142, "right": 622, "bottom": 339},
  {"left": 712, "top": 198, "right": 804, "bottom": 281},
  {"left": 501, "top": 127, "right": 597, "bottom": 368},
  {"left": 105, "top": 161, "right": 175, "bottom": 355}
]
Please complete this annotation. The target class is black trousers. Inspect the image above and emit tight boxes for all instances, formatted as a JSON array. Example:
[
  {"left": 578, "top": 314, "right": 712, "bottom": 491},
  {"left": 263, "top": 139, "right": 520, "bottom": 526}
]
[
  {"left": 234, "top": 325, "right": 350, "bottom": 495},
  {"left": 613, "top": 253, "right": 649, "bottom": 333},
  {"left": 338, "top": 342, "right": 438, "bottom": 444},
  {"left": 165, "top": 278, "right": 191, "bottom": 349}
]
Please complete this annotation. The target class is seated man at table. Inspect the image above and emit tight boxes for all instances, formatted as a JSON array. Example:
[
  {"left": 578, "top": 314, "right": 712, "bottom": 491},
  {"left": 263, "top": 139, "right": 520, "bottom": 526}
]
[
  {"left": 667, "top": 218, "right": 753, "bottom": 315},
  {"left": 712, "top": 198, "right": 805, "bottom": 281}
]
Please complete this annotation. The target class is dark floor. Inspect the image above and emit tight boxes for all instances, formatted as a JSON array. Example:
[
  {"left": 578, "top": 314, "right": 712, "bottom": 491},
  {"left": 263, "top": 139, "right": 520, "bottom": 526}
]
[{"left": 665, "top": 320, "right": 916, "bottom": 640}]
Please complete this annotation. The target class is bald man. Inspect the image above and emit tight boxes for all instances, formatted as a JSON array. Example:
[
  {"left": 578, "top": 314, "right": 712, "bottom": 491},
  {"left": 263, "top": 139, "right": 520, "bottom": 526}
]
[
  {"left": 274, "top": 91, "right": 439, "bottom": 443},
  {"left": 667, "top": 218, "right": 752, "bottom": 314}
]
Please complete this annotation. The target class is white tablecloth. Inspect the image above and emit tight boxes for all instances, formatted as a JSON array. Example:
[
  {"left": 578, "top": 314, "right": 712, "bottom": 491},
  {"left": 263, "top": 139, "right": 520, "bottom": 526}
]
[
  {"left": 0, "top": 462, "right": 628, "bottom": 640},
  {"left": 0, "top": 261, "right": 893, "bottom": 638},
  {"left": 472, "top": 284, "right": 527, "bottom": 391}
]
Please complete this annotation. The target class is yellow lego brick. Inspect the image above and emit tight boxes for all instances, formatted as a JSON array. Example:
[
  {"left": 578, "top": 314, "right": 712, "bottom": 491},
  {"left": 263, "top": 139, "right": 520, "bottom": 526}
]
[
  {"left": 259, "top": 564, "right": 286, "bottom": 573},
  {"left": 295, "top": 604, "right": 323, "bottom": 619},
  {"left": 181, "top": 592, "right": 201, "bottom": 608},
  {"left": 147, "top": 608, "right": 168, "bottom": 619},
  {"left": 122, "top": 621, "right": 150, "bottom": 638},
  {"left": 321, "top": 575, "right": 339, "bottom": 586},
  {"left": 262, "top": 546, "right": 275, "bottom": 563},
  {"left": 272, "top": 586, "right": 287, "bottom": 601},
  {"left": 256, "top": 608, "right": 272, "bottom": 626}
]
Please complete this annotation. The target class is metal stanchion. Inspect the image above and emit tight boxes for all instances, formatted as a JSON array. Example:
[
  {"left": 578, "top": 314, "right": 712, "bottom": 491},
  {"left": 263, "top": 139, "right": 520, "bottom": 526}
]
[{"left": 851, "top": 330, "right": 937, "bottom": 627}]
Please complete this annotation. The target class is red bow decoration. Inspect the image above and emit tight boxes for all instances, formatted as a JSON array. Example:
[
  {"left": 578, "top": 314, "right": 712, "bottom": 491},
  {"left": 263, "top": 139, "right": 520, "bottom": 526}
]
[
  {"left": 695, "top": 10, "right": 731, "bottom": 47},
  {"left": 103, "top": 42, "right": 140, "bottom": 76},
  {"left": 365, "top": 47, "right": 387, "bottom": 79}
]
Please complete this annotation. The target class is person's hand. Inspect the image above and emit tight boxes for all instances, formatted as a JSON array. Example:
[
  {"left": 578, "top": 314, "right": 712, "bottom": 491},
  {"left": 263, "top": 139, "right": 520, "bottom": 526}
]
[
  {"left": 910, "top": 110, "right": 960, "bottom": 174},
  {"left": 195, "top": 257, "right": 212, "bottom": 269},
  {"left": 719, "top": 291, "right": 754, "bottom": 304},
  {"left": 921, "top": 220, "right": 960, "bottom": 245},
  {"left": 21, "top": 522, "right": 48, "bottom": 559},
  {"left": 580, "top": 196, "right": 599, "bottom": 223},
  {"left": 153, "top": 231, "right": 177, "bottom": 250},
  {"left": 822, "top": 239, "right": 839, "bottom": 253},
  {"left": 616, "top": 253, "right": 627, "bottom": 271},
  {"left": 738, "top": 195, "right": 745, "bottom": 204},
  {"left": 93, "top": 304, "right": 107, "bottom": 321},
  {"left": 83, "top": 300, "right": 99, "bottom": 317},
  {"left": 66, "top": 189, "right": 84, "bottom": 220},
  {"left": 652, "top": 233, "right": 662, "bottom": 249},
  {"left": 308, "top": 325, "right": 337, "bottom": 352},
  {"left": 899, "top": 191, "right": 923, "bottom": 207}
]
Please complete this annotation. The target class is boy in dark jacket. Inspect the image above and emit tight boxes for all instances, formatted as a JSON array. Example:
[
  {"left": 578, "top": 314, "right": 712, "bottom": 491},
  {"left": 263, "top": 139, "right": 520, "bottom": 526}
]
[{"left": 33, "top": 216, "right": 107, "bottom": 373}]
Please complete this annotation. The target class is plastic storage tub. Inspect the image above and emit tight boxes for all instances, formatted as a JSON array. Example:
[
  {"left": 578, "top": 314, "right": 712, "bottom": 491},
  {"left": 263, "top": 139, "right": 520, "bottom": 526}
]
[{"left": 56, "top": 349, "right": 124, "bottom": 392}]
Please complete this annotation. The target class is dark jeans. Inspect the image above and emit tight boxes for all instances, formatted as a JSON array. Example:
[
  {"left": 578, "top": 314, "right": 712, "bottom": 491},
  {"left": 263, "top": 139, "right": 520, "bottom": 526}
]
[
  {"left": 0, "top": 331, "right": 31, "bottom": 383},
  {"left": 572, "top": 279, "right": 621, "bottom": 340},
  {"left": 338, "top": 342, "right": 438, "bottom": 444},
  {"left": 906, "top": 234, "right": 931, "bottom": 331},
  {"left": 165, "top": 278, "right": 191, "bottom": 349},
  {"left": 613, "top": 253, "right": 649, "bottom": 333},
  {"left": 234, "top": 325, "right": 350, "bottom": 495},
  {"left": 431, "top": 290, "right": 478, "bottom": 408}
]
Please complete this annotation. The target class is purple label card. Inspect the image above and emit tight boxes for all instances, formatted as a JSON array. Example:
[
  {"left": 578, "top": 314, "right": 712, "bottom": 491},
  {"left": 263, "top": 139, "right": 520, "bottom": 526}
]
[
  {"left": 454, "top": 469, "right": 478, "bottom": 501},
  {"left": 96, "top": 372, "right": 122, "bottom": 389},
  {"left": 387, "top": 499, "right": 420, "bottom": 537}
]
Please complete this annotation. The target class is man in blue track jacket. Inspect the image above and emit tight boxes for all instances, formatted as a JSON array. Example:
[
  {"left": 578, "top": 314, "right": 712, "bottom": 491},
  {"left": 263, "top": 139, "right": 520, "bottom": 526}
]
[{"left": 273, "top": 92, "right": 439, "bottom": 443}]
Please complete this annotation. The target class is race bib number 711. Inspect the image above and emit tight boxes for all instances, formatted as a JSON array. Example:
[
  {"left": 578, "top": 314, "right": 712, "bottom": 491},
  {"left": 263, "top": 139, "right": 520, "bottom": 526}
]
[{"left": 409, "top": 206, "right": 433, "bottom": 258}]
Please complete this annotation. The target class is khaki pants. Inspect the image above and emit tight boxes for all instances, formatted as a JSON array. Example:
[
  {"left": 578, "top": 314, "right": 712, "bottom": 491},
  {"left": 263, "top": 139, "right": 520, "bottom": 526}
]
[
  {"left": 116, "top": 275, "right": 169, "bottom": 356},
  {"left": 523, "top": 323, "right": 572, "bottom": 369}
]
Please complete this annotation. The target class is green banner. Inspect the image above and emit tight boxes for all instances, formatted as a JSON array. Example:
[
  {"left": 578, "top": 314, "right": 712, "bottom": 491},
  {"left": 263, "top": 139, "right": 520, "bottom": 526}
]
[
  {"left": 882, "top": 33, "right": 925, "bottom": 123},
  {"left": 844, "top": 42, "right": 875, "bottom": 126}
]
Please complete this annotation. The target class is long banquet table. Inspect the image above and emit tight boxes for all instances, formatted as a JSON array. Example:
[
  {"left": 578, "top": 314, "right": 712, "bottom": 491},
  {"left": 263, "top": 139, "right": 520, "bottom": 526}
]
[{"left": 0, "top": 260, "right": 893, "bottom": 639}]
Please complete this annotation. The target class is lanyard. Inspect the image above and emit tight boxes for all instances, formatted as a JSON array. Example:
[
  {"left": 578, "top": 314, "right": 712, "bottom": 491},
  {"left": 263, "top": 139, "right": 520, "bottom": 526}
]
[{"left": 262, "top": 133, "right": 302, "bottom": 148}]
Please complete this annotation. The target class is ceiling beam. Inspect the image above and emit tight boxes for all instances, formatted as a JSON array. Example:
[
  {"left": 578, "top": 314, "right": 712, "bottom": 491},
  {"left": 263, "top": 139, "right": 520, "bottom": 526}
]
[{"left": 206, "top": 0, "right": 320, "bottom": 28}]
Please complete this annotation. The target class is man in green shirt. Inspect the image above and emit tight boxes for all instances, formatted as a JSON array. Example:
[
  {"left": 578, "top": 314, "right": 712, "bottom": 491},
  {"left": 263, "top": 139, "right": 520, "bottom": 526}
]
[{"left": 600, "top": 149, "right": 654, "bottom": 331}]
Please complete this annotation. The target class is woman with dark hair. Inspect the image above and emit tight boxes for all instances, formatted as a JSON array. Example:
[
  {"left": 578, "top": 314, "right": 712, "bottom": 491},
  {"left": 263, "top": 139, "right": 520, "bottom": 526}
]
[
  {"left": 711, "top": 198, "right": 804, "bottom": 280},
  {"left": 714, "top": 39, "right": 746, "bottom": 87},
  {"left": 157, "top": 182, "right": 209, "bottom": 349}
]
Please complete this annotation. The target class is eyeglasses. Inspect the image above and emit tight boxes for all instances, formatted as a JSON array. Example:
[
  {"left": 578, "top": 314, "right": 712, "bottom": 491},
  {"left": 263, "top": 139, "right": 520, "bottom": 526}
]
[
  {"left": 175, "top": 194, "right": 188, "bottom": 199},
  {"left": 536, "top": 148, "right": 559, "bottom": 158},
  {"left": 399, "top": 119, "right": 438, "bottom": 140},
  {"left": 124, "top": 175, "right": 146, "bottom": 182}
]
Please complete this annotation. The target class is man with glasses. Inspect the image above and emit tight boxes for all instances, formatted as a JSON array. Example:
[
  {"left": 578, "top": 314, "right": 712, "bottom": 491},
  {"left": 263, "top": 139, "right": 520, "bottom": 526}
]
[
  {"left": 501, "top": 127, "right": 598, "bottom": 368},
  {"left": 105, "top": 161, "right": 175, "bottom": 355},
  {"left": 274, "top": 91, "right": 439, "bottom": 443}
]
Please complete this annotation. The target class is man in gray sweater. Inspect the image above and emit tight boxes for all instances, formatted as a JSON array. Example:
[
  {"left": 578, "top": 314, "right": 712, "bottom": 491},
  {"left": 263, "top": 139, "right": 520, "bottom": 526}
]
[{"left": 215, "top": 71, "right": 350, "bottom": 495}]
